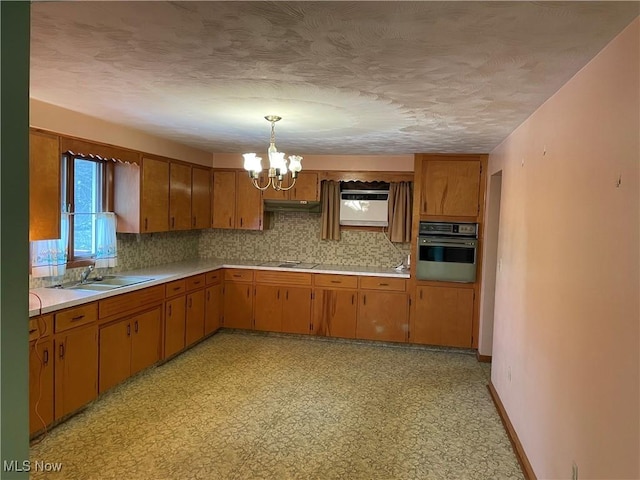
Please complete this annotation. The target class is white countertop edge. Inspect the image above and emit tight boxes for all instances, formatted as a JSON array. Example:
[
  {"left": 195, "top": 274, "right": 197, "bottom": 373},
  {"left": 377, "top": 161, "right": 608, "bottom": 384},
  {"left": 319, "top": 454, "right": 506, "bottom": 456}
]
[{"left": 29, "top": 259, "right": 410, "bottom": 317}]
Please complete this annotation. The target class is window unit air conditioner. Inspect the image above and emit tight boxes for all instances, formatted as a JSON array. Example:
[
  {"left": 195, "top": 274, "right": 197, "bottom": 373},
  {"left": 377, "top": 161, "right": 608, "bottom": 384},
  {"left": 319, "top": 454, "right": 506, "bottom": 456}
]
[{"left": 339, "top": 190, "right": 389, "bottom": 227}]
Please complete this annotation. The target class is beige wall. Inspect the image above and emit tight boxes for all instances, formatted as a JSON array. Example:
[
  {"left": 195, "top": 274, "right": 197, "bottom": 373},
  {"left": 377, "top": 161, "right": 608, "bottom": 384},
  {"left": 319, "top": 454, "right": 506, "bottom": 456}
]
[
  {"left": 213, "top": 153, "right": 414, "bottom": 171},
  {"left": 482, "top": 18, "right": 639, "bottom": 479},
  {"left": 30, "top": 99, "right": 213, "bottom": 166}
]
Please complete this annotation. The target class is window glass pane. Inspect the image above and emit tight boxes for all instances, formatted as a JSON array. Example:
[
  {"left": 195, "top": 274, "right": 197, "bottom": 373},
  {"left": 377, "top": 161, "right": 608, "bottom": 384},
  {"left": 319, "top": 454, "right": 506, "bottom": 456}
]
[{"left": 73, "top": 158, "right": 100, "bottom": 257}]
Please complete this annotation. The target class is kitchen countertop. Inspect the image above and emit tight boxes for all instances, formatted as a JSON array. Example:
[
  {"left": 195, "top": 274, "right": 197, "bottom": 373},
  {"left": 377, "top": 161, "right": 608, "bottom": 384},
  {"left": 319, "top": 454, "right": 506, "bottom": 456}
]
[{"left": 29, "top": 258, "right": 410, "bottom": 317}]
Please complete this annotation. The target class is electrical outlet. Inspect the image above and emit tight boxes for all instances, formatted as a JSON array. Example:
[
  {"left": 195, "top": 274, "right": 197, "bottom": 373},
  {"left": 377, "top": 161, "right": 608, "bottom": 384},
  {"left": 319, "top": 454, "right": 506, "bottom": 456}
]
[
  {"left": 572, "top": 462, "right": 578, "bottom": 480},
  {"left": 507, "top": 366, "right": 512, "bottom": 383}
]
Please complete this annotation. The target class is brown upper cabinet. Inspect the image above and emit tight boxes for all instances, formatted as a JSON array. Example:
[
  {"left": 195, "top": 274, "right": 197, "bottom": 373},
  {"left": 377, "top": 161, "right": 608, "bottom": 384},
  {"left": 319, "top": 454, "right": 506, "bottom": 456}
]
[
  {"left": 212, "top": 170, "right": 236, "bottom": 228},
  {"left": 212, "top": 170, "right": 266, "bottom": 231},
  {"left": 169, "top": 162, "right": 192, "bottom": 231},
  {"left": 29, "top": 130, "right": 61, "bottom": 241},
  {"left": 418, "top": 155, "right": 483, "bottom": 218},
  {"left": 191, "top": 166, "right": 211, "bottom": 229},
  {"left": 262, "top": 171, "right": 319, "bottom": 202}
]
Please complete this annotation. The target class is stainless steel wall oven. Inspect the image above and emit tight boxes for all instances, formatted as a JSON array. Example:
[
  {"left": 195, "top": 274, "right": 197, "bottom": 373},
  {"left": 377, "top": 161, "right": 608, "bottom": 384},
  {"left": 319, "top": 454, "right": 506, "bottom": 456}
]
[{"left": 416, "top": 222, "right": 478, "bottom": 283}]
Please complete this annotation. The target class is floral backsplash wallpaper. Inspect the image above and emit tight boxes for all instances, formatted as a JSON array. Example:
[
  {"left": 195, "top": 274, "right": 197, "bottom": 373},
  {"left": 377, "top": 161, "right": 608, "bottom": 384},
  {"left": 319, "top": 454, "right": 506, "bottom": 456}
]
[{"left": 29, "top": 212, "right": 410, "bottom": 288}]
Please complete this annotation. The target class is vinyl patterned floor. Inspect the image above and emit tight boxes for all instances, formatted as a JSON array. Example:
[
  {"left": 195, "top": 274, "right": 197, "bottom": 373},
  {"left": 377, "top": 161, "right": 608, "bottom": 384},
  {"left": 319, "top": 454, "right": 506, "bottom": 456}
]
[{"left": 30, "top": 332, "right": 524, "bottom": 480}]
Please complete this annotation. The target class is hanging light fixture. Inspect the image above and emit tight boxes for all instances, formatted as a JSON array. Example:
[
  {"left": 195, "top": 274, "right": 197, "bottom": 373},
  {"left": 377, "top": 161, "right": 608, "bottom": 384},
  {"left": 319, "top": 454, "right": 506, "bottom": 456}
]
[{"left": 243, "top": 115, "right": 303, "bottom": 191}]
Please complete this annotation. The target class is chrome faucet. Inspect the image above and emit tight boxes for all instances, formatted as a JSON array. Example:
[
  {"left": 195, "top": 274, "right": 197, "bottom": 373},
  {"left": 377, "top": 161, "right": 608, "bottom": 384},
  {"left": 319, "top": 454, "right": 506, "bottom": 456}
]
[{"left": 80, "top": 265, "right": 95, "bottom": 284}]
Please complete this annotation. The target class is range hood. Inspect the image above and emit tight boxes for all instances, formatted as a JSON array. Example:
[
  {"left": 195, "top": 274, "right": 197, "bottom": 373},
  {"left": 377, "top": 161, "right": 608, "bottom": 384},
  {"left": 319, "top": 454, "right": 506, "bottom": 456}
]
[{"left": 264, "top": 199, "right": 321, "bottom": 213}]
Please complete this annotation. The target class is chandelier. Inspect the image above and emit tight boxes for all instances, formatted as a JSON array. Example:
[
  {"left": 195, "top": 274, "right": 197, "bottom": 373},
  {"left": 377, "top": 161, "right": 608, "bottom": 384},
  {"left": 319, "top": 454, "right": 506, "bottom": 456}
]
[{"left": 243, "top": 115, "right": 303, "bottom": 191}]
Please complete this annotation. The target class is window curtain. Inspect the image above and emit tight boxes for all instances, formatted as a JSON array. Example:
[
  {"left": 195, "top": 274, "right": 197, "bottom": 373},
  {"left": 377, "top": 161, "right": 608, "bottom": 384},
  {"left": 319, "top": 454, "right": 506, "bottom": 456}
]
[
  {"left": 31, "top": 213, "right": 70, "bottom": 278},
  {"left": 320, "top": 180, "right": 341, "bottom": 241},
  {"left": 387, "top": 182, "right": 413, "bottom": 243},
  {"left": 95, "top": 212, "right": 118, "bottom": 268}
]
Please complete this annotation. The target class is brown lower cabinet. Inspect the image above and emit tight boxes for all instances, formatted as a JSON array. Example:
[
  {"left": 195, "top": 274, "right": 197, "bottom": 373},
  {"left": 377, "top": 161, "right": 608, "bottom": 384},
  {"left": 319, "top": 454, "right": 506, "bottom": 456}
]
[
  {"left": 412, "top": 285, "right": 474, "bottom": 348},
  {"left": 312, "top": 288, "right": 357, "bottom": 339},
  {"left": 356, "top": 291, "right": 408, "bottom": 343},
  {"left": 281, "top": 287, "right": 312, "bottom": 334},
  {"left": 223, "top": 281, "right": 253, "bottom": 329},
  {"left": 99, "top": 306, "right": 162, "bottom": 393},
  {"left": 29, "top": 339, "right": 54, "bottom": 435},
  {"left": 205, "top": 284, "right": 222, "bottom": 335},
  {"left": 185, "top": 289, "right": 205, "bottom": 346},
  {"left": 55, "top": 324, "right": 98, "bottom": 420},
  {"left": 165, "top": 295, "right": 186, "bottom": 358}
]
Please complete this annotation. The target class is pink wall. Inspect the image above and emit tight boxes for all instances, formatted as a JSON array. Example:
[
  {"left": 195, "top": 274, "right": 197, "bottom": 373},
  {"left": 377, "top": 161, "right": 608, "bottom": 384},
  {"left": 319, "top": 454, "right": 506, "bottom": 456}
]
[
  {"left": 30, "top": 99, "right": 213, "bottom": 166},
  {"left": 482, "top": 18, "right": 639, "bottom": 479},
  {"left": 213, "top": 153, "right": 414, "bottom": 171}
]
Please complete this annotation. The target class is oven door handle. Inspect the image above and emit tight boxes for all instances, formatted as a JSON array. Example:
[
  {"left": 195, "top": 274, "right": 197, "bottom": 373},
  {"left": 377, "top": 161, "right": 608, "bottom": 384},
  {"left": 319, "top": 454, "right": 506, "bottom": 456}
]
[{"left": 418, "top": 238, "right": 477, "bottom": 247}]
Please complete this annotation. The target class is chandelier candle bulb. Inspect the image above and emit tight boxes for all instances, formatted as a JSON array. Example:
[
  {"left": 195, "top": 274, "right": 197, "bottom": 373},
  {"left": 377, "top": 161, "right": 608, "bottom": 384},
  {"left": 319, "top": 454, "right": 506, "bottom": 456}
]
[{"left": 243, "top": 115, "right": 303, "bottom": 191}]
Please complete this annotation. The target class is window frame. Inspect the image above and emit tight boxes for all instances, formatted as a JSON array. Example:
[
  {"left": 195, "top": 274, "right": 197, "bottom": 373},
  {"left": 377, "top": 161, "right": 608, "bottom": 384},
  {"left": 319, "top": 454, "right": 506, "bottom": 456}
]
[{"left": 62, "top": 154, "right": 114, "bottom": 267}]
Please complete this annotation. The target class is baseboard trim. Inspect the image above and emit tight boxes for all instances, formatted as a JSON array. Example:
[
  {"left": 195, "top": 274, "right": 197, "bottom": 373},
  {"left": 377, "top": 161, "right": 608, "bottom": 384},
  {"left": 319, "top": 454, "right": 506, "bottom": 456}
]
[
  {"left": 476, "top": 352, "right": 492, "bottom": 363},
  {"left": 488, "top": 382, "right": 537, "bottom": 480}
]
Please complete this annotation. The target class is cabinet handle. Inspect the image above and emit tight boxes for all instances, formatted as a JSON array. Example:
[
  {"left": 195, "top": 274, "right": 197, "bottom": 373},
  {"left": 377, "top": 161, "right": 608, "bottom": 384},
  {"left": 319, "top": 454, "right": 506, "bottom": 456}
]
[
  {"left": 189, "top": 298, "right": 193, "bottom": 308},
  {"left": 134, "top": 320, "right": 139, "bottom": 333},
  {"left": 59, "top": 343, "right": 65, "bottom": 359},
  {"left": 228, "top": 218, "right": 232, "bottom": 227},
  {"left": 193, "top": 281, "right": 201, "bottom": 285},
  {"left": 420, "top": 289, "right": 423, "bottom": 300},
  {"left": 363, "top": 295, "right": 366, "bottom": 305},
  {"left": 127, "top": 324, "right": 131, "bottom": 337},
  {"left": 173, "top": 286, "right": 181, "bottom": 291},
  {"left": 330, "top": 280, "right": 341, "bottom": 284},
  {"left": 168, "top": 305, "right": 172, "bottom": 316},
  {"left": 207, "top": 291, "right": 210, "bottom": 301},
  {"left": 379, "top": 283, "right": 389, "bottom": 286},
  {"left": 171, "top": 217, "right": 175, "bottom": 228},
  {"left": 351, "top": 294, "right": 354, "bottom": 305},
  {"left": 43, "top": 348, "right": 49, "bottom": 365},
  {"left": 192, "top": 217, "right": 196, "bottom": 227},
  {"left": 277, "top": 290, "right": 280, "bottom": 300},
  {"left": 247, "top": 287, "right": 250, "bottom": 298},
  {"left": 286, "top": 290, "right": 289, "bottom": 301},
  {"left": 71, "top": 315, "right": 85, "bottom": 322},
  {"left": 233, "top": 274, "right": 241, "bottom": 278},
  {"left": 144, "top": 218, "right": 148, "bottom": 230},
  {"left": 240, "top": 218, "right": 243, "bottom": 227}
]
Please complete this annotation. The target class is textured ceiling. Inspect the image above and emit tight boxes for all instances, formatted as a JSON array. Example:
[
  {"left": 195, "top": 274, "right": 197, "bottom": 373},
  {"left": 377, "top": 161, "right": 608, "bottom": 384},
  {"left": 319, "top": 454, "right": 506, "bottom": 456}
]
[{"left": 30, "top": 1, "right": 638, "bottom": 155}]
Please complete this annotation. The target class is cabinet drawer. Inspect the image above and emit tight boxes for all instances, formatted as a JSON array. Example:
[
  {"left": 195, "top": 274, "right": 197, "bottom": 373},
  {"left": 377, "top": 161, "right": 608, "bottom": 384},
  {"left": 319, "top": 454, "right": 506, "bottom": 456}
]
[
  {"left": 165, "top": 279, "right": 186, "bottom": 297},
  {"left": 29, "top": 314, "right": 53, "bottom": 341},
  {"left": 186, "top": 274, "right": 205, "bottom": 291},
  {"left": 359, "top": 276, "right": 406, "bottom": 292},
  {"left": 224, "top": 269, "right": 254, "bottom": 283},
  {"left": 205, "top": 270, "right": 221, "bottom": 285},
  {"left": 99, "top": 285, "right": 164, "bottom": 319},
  {"left": 255, "top": 270, "right": 312, "bottom": 286},
  {"left": 55, "top": 303, "right": 98, "bottom": 332},
  {"left": 314, "top": 274, "right": 358, "bottom": 289}
]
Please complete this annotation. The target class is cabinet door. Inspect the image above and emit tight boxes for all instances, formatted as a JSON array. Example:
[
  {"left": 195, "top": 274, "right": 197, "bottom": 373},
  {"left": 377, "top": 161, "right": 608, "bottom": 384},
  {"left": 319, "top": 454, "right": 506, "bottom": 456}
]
[
  {"left": 291, "top": 172, "right": 318, "bottom": 201},
  {"left": 192, "top": 166, "right": 211, "bottom": 229},
  {"left": 98, "top": 319, "right": 132, "bottom": 393},
  {"left": 282, "top": 287, "right": 311, "bottom": 334},
  {"left": 236, "top": 174, "right": 263, "bottom": 230},
  {"left": 357, "top": 292, "right": 408, "bottom": 343},
  {"left": 29, "top": 339, "right": 54, "bottom": 435},
  {"left": 223, "top": 282, "right": 253, "bottom": 329},
  {"left": 169, "top": 163, "right": 192, "bottom": 231},
  {"left": 55, "top": 326, "right": 98, "bottom": 419},
  {"left": 254, "top": 285, "right": 282, "bottom": 332},
  {"left": 131, "top": 307, "right": 162, "bottom": 375},
  {"left": 141, "top": 157, "right": 169, "bottom": 232},
  {"left": 413, "top": 286, "right": 474, "bottom": 348},
  {"left": 312, "top": 289, "right": 357, "bottom": 339},
  {"left": 185, "top": 289, "right": 206, "bottom": 346},
  {"left": 29, "top": 131, "right": 60, "bottom": 241},
  {"left": 165, "top": 296, "right": 186, "bottom": 358},
  {"left": 421, "top": 160, "right": 481, "bottom": 217},
  {"left": 204, "top": 284, "right": 222, "bottom": 335},
  {"left": 212, "top": 171, "right": 236, "bottom": 229}
]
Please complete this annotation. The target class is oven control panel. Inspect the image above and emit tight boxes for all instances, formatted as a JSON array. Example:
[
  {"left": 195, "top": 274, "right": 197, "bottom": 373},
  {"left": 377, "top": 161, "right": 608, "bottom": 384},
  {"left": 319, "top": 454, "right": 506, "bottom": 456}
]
[{"left": 419, "top": 221, "right": 478, "bottom": 237}]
